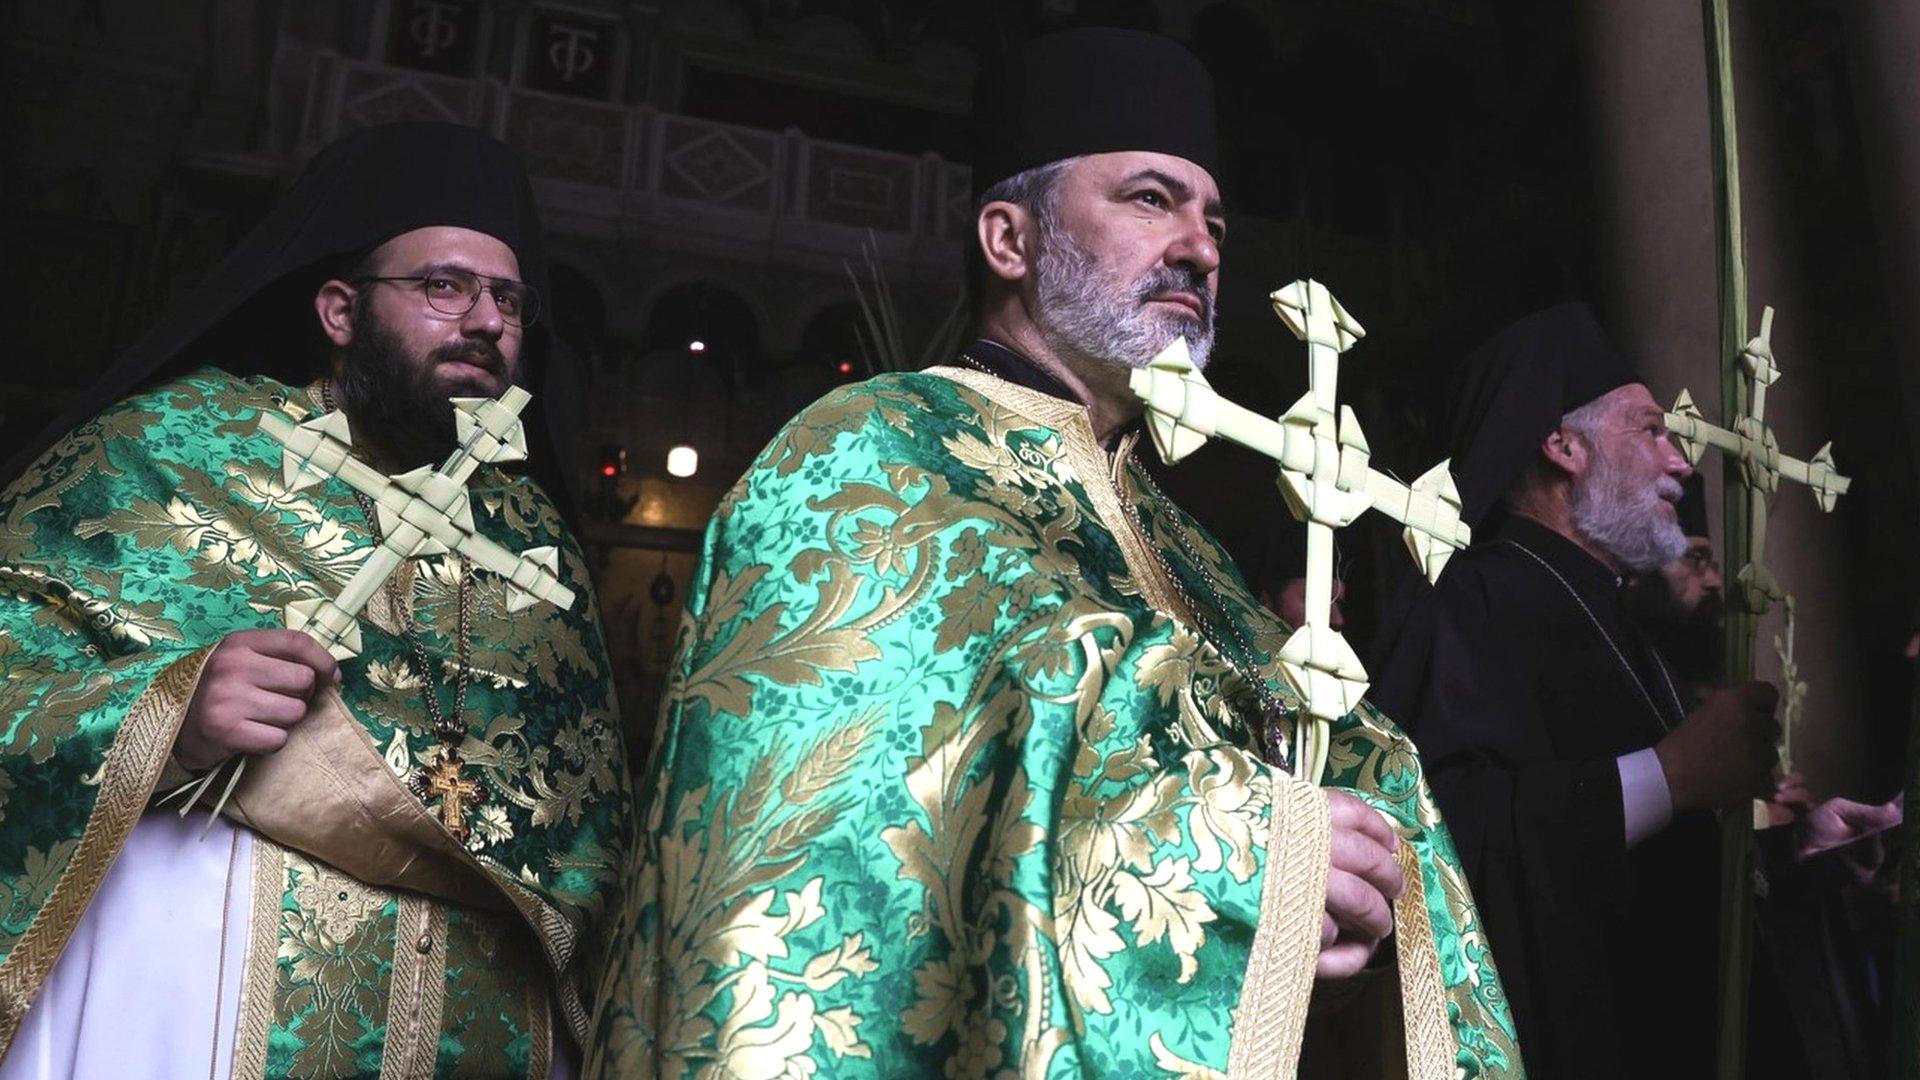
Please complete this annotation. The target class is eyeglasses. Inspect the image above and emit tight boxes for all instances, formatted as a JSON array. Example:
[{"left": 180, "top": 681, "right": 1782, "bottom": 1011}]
[
  {"left": 354, "top": 269, "right": 542, "bottom": 327},
  {"left": 1681, "top": 547, "right": 1720, "bottom": 573}
]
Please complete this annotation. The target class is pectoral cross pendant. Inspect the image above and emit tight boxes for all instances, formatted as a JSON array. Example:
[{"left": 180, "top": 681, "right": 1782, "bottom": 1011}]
[{"left": 412, "top": 748, "right": 485, "bottom": 843}]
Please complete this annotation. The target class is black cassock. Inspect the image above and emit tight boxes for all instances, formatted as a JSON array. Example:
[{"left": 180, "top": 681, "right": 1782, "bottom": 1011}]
[{"left": 1372, "top": 514, "right": 1718, "bottom": 1079}]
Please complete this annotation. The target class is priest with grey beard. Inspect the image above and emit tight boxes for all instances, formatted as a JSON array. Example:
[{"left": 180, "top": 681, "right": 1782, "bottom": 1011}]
[{"left": 1369, "top": 304, "right": 1783, "bottom": 1080}]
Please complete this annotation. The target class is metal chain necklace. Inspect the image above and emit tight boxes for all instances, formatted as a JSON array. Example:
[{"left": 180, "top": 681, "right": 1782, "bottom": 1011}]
[
  {"left": 948, "top": 356, "right": 1303, "bottom": 770},
  {"left": 952, "top": 350, "right": 1001, "bottom": 381},
  {"left": 1501, "top": 538, "right": 1685, "bottom": 733},
  {"left": 319, "top": 382, "right": 486, "bottom": 840},
  {"left": 1128, "top": 462, "right": 1303, "bottom": 770}
]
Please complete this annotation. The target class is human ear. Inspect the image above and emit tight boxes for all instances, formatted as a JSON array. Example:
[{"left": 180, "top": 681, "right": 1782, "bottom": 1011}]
[
  {"left": 314, "top": 280, "right": 357, "bottom": 347},
  {"left": 1539, "top": 427, "right": 1587, "bottom": 478},
  {"left": 976, "top": 202, "right": 1037, "bottom": 285}
]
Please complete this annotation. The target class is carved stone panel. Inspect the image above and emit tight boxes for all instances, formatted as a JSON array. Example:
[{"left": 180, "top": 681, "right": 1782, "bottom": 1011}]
[
  {"left": 804, "top": 142, "right": 914, "bottom": 233},
  {"left": 522, "top": 8, "right": 622, "bottom": 101},
  {"left": 337, "top": 63, "right": 483, "bottom": 131},
  {"left": 657, "top": 117, "right": 776, "bottom": 211},
  {"left": 387, "top": 0, "right": 485, "bottom": 76},
  {"left": 505, "top": 92, "right": 629, "bottom": 188}
]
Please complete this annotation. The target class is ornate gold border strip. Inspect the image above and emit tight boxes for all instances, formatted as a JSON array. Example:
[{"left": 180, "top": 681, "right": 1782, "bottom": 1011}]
[
  {"left": 1391, "top": 842, "right": 1454, "bottom": 1078},
  {"left": 0, "top": 645, "right": 213, "bottom": 1048},
  {"left": 379, "top": 896, "right": 448, "bottom": 1080},
  {"left": 230, "top": 836, "right": 285, "bottom": 1080},
  {"left": 927, "top": 367, "right": 1192, "bottom": 621},
  {"left": 527, "top": 966, "right": 553, "bottom": 1080},
  {"left": 1226, "top": 775, "right": 1332, "bottom": 1077}
]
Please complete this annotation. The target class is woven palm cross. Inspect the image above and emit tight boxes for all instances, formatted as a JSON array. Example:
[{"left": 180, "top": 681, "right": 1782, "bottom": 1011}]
[
  {"left": 167, "top": 387, "right": 574, "bottom": 832},
  {"left": 1130, "top": 279, "right": 1471, "bottom": 752},
  {"left": 1665, "top": 306, "right": 1850, "bottom": 616}
]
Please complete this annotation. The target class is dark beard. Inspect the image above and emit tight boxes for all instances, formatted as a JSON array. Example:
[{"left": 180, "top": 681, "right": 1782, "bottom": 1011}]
[{"left": 332, "top": 311, "right": 508, "bottom": 469}]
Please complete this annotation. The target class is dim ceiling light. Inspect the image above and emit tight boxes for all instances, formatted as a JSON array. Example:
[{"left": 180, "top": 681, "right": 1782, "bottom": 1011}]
[{"left": 666, "top": 444, "right": 699, "bottom": 478}]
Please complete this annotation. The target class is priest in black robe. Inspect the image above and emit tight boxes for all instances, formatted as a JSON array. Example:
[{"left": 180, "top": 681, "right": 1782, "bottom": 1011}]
[{"left": 1370, "top": 304, "right": 1781, "bottom": 1078}]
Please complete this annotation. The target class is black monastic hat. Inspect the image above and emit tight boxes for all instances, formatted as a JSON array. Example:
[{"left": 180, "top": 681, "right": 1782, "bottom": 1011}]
[
  {"left": 971, "top": 27, "right": 1220, "bottom": 200},
  {"left": 3, "top": 122, "right": 579, "bottom": 521},
  {"left": 1675, "top": 471, "right": 1711, "bottom": 540},
  {"left": 1446, "top": 303, "right": 1642, "bottom": 528}
]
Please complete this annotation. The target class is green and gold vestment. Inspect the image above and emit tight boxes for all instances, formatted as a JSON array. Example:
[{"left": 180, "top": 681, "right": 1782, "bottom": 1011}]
[
  {"left": 587, "top": 368, "right": 1521, "bottom": 1077},
  {"left": 0, "top": 369, "right": 631, "bottom": 1077}
]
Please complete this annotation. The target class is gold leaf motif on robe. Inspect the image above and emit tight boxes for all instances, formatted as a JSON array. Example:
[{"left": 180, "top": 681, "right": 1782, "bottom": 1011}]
[
  {"left": 1109, "top": 857, "right": 1216, "bottom": 983},
  {"left": 699, "top": 877, "right": 826, "bottom": 969},
  {"left": 933, "top": 579, "right": 1008, "bottom": 652},
  {"left": 942, "top": 430, "right": 1028, "bottom": 489},
  {"left": 709, "top": 961, "right": 819, "bottom": 1080},
  {"left": 681, "top": 564, "right": 881, "bottom": 718},
  {"left": 813, "top": 1006, "right": 871, "bottom": 1061},
  {"left": 899, "top": 954, "right": 965, "bottom": 1044},
  {"left": 6, "top": 837, "right": 79, "bottom": 918},
  {"left": 798, "top": 933, "right": 877, "bottom": 992}
]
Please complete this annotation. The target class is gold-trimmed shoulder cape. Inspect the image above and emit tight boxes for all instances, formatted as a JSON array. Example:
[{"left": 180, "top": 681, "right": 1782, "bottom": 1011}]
[
  {"left": 587, "top": 369, "right": 1520, "bottom": 1077},
  {"left": 0, "top": 369, "right": 631, "bottom": 1077}
]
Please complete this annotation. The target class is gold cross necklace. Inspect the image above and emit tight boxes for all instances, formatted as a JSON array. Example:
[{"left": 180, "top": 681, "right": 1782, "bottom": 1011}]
[{"left": 320, "top": 383, "right": 487, "bottom": 842}]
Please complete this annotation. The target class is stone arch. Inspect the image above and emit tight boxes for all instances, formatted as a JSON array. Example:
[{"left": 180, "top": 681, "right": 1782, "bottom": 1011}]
[
  {"left": 797, "top": 300, "right": 867, "bottom": 373},
  {"left": 631, "top": 276, "right": 768, "bottom": 355},
  {"left": 631, "top": 278, "right": 765, "bottom": 397}
]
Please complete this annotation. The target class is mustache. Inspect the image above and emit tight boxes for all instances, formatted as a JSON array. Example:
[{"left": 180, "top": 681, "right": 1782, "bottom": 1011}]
[
  {"left": 1654, "top": 477, "right": 1685, "bottom": 503},
  {"left": 427, "top": 339, "right": 507, "bottom": 380},
  {"left": 1133, "top": 265, "right": 1215, "bottom": 327}
]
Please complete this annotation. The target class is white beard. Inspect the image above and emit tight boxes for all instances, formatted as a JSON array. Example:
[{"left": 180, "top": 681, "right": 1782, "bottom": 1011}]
[
  {"left": 1570, "top": 448, "right": 1688, "bottom": 573},
  {"left": 1030, "top": 221, "right": 1215, "bottom": 371}
]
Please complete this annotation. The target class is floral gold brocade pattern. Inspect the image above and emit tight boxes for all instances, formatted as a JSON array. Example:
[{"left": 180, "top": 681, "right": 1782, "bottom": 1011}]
[
  {"left": 586, "top": 371, "right": 1520, "bottom": 1077},
  {"left": 0, "top": 369, "right": 630, "bottom": 1074}
]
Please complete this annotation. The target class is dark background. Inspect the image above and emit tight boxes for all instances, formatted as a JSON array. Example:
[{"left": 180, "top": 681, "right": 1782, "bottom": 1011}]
[{"left": 2, "top": 0, "right": 1911, "bottom": 794}]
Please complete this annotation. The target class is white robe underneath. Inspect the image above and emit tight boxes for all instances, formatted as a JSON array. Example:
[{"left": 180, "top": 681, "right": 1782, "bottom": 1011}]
[
  {"left": 1, "top": 812, "right": 575, "bottom": 1078},
  {"left": 3, "top": 811, "right": 252, "bottom": 1080}
]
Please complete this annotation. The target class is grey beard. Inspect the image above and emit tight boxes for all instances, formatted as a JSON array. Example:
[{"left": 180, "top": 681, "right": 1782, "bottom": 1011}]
[
  {"left": 1030, "top": 221, "right": 1215, "bottom": 371},
  {"left": 1570, "top": 451, "right": 1688, "bottom": 574}
]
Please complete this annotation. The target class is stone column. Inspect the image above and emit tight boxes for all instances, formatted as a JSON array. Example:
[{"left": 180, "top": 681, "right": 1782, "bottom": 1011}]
[{"left": 1573, "top": 0, "right": 1865, "bottom": 792}]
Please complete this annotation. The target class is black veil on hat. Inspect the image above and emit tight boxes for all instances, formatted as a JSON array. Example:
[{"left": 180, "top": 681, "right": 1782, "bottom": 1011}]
[
  {"left": 1675, "top": 472, "right": 1711, "bottom": 541},
  {"left": 971, "top": 27, "right": 1220, "bottom": 199},
  {"left": 1445, "top": 302, "right": 1642, "bottom": 528},
  {"left": 2, "top": 122, "right": 581, "bottom": 524}
]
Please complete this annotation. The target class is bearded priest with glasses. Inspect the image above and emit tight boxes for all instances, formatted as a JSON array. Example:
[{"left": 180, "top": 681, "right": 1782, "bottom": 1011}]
[
  {"left": 587, "top": 28, "right": 1517, "bottom": 1079},
  {"left": 0, "top": 123, "right": 628, "bottom": 1078}
]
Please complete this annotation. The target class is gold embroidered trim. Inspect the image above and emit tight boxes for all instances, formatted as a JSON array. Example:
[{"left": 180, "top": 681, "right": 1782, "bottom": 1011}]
[
  {"left": 220, "top": 678, "right": 587, "bottom": 1048},
  {"left": 1391, "top": 842, "right": 1455, "bottom": 1079},
  {"left": 230, "top": 837, "right": 285, "bottom": 1080},
  {"left": 379, "top": 896, "right": 448, "bottom": 1080},
  {"left": 1226, "top": 775, "right": 1331, "bottom": 1078},
  {"left": 0, "top": 645, "right": 214, "bottom": 1049},
  {"left": 486, "top": 871, "right": 589, "bottom": 1045},
  {"left": 928, "top": 367, "right": 1191, "bottom": 620},
  {"left": 527, "top": 968, "right": 554, "bottom": 1080}
]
